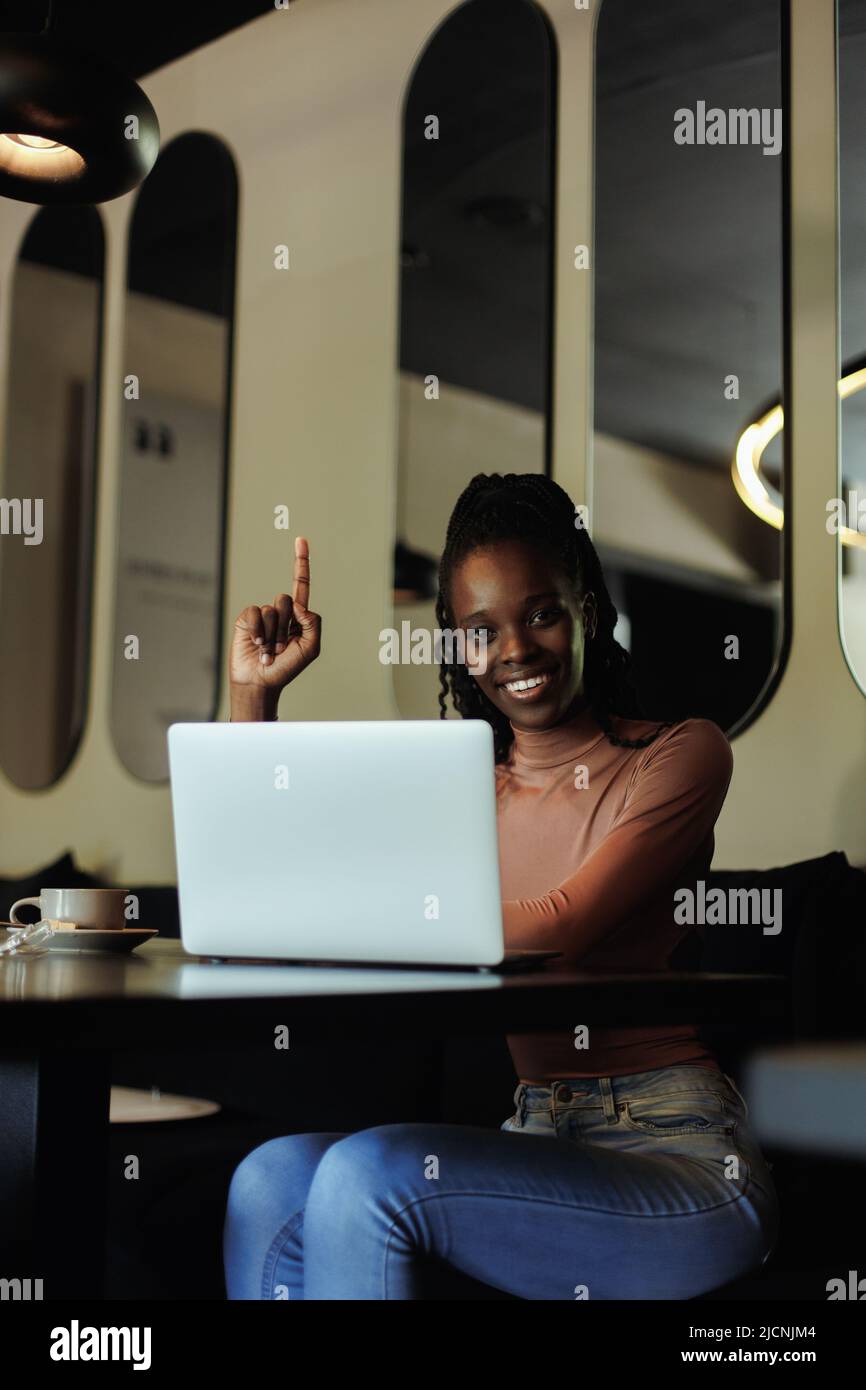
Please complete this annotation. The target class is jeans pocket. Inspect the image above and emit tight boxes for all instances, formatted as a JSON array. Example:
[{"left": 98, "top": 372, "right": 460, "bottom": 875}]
[{"left": 620, "top": 1097, "right": 737, "bottom": 1138}]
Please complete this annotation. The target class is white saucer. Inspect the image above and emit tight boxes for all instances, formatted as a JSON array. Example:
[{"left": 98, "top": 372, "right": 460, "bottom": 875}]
[
  {"left": 46, "top": 927, "right": 158, "bottom": 953},
  {"left": 0, "top": 923, "right": 158, "bottom": 953}
]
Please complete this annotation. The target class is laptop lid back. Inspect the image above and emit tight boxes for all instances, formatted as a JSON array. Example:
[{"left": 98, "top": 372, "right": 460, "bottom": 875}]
[{"left": 167, "top": 720, "right": 504, "bottom": 965}]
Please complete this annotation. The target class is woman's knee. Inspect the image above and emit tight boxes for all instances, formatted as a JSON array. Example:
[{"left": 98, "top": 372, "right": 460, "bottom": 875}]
[
  {"left": 226, "top": 1132, "right": 346, "bottom": 1226},
  {"left": 304, "top": 1124, "right": 432, "bottom": 1217}
]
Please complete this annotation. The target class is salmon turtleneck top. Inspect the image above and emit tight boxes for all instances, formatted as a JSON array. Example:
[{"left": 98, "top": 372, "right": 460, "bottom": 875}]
[{"left": 496, "top": 707, "right": 734, "bottom": 1081}]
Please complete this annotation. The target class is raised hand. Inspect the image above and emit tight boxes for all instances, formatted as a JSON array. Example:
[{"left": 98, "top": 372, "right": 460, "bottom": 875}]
[{"left": 229, "top": 536, "right": 321, "bottom": 718}]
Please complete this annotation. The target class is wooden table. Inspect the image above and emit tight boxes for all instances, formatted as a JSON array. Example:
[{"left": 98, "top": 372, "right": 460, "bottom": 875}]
[{"left": 0, "top": 938, "right": 786, "bottom": 1299}]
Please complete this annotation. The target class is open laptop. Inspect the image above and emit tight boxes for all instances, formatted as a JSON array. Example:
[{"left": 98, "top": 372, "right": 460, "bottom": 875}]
[{"left": 167, "top": 720, "right": 560, "bottom": 971}]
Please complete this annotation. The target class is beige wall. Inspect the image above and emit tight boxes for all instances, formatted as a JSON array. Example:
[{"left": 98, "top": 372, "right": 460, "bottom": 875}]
[{"left": 0, "top": 0, "right": 862, "bottom": 881}]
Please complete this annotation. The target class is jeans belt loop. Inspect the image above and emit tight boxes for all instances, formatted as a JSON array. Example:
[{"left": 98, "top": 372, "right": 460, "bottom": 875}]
[{"left": 600, "top": 1077, "right": 617, "bottom": 1123}]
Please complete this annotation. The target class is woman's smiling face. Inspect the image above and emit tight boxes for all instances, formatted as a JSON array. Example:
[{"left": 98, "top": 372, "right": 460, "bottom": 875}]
[{"left": 449, "top": 539, "right": 592, "bottom": 731}]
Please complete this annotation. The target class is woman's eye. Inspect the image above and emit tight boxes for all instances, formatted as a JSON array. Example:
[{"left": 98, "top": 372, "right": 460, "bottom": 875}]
[{"left": 529, "top": 607, "right": 563, "bottom": 625}]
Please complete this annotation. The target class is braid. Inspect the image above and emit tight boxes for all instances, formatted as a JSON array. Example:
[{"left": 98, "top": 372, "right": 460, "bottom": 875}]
[{"left": 436, "top": 472, "right": 673, "bottom": 763}]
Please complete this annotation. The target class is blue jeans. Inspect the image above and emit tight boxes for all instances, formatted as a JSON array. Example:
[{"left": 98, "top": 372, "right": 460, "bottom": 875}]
[{"left": 223, "top": 1064, "right": 779, "bottom": 1300}]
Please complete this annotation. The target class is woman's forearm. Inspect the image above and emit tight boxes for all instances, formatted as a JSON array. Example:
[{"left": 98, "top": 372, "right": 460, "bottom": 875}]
[{"left": 229, "top": 685, "right": 279, "bottom": 721}]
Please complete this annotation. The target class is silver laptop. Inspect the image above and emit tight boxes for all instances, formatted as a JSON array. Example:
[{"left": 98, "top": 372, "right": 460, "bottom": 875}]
[{"left": 167, "top": 720, "right": 559, "bottom": 970}]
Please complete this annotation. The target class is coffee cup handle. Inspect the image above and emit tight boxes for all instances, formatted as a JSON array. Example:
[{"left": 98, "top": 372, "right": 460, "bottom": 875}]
[{"left": 9, "top": 897, "right": 41, "bottom": 925}]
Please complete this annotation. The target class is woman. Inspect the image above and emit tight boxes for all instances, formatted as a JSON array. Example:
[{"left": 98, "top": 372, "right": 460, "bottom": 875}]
[{"left": 223, "top": 472, "right": 779, "bottom": 1300}]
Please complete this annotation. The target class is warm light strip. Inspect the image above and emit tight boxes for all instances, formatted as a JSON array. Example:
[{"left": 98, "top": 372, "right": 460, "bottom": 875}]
[
  {"left": 732, "top": 371, "right": 866, "bottom": 549},
  {"left": 0, "top": 132, "right": 85, "bottom": 180}
]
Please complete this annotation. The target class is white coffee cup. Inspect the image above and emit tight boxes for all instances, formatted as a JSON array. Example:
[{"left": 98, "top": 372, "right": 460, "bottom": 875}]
[{"left": 9, "top": 887, "right": 129, "bottom": 930}]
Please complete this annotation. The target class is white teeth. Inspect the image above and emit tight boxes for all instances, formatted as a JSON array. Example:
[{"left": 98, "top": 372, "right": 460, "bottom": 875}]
[{"left": 504, "top": 673, "right": 551, "bottom": 692}]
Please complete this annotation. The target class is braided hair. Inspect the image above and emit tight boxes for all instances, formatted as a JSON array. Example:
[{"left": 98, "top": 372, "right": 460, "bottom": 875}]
[{"left": 435, "top": 472, "right": 673, "bottom": 763}]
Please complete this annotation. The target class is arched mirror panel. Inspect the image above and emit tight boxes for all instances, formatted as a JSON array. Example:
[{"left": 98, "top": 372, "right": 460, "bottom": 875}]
[
  {"left": 839, "top": 0, "right": 866, "bottom": 695},
  {"left": 0, "top": 205, "right": 104, "bottom": 789},
  {"left": 392, "top": 0, "right": 557, "bottom": 718},
  {"left": 110, "top": 131, "right": 238, "bottom": 781},
  {"left": 593, "top": 0, "right": 785, "bottom": 734}
]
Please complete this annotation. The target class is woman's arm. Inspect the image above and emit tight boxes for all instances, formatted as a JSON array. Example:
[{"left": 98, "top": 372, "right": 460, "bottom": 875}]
[
  {"left": 502, "top": 720, "right": 734, "bottom": 963},
  {"left": 229, "top": 536, "right": 321, "bottom": 721},
  {"left": 230, "top": 688, "right": 279, "bottom": 722}
]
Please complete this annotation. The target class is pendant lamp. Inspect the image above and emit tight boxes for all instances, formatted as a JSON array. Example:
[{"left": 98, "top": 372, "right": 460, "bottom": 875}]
[{"left": 0, "top": 14, "right": 159, "bottom": 205}]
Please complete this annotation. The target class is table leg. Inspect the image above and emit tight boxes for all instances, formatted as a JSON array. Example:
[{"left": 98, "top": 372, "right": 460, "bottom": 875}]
[{"left": 0, "top": 1049, "right": 110, "bottom": 1299}]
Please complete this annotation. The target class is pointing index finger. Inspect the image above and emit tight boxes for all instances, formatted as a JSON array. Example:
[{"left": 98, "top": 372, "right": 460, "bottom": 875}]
[{"left": 293, "top": 535, "right": 310, "bottom": 610}]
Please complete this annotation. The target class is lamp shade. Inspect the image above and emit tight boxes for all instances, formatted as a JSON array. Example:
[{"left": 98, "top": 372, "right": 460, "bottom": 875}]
[{"left": 0, "top": 32, "right": 159, "bottom": 204}]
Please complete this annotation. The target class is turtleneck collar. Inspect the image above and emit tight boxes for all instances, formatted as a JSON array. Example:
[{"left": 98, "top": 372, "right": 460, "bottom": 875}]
[{"left": 509, "top": 704, "right": 608, "bottom": 770}]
